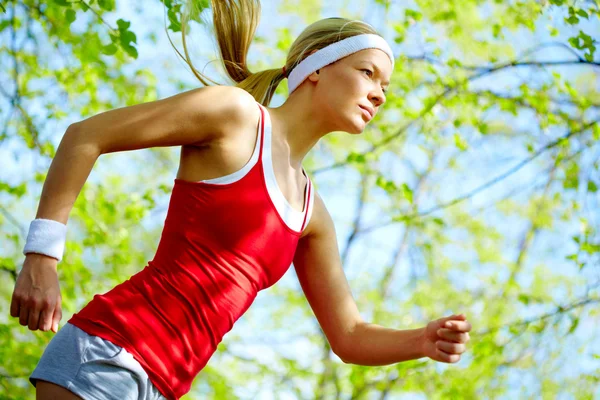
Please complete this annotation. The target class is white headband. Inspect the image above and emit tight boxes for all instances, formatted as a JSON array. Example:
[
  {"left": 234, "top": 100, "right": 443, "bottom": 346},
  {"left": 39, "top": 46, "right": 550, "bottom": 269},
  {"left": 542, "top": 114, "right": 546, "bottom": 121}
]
[{"left": 287, "top": 33, "right": 394, "bottom": 94}]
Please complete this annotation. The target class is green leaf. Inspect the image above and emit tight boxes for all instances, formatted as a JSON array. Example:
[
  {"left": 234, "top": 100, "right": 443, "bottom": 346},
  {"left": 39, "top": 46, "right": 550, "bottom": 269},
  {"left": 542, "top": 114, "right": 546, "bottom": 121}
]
[
  {"left": 432, "top": 217, "right": 444, "bottom": 226},
  {"left": 0, "top": 182, "right": 27, "bottom": 197},
  {"left": 531, "top": 320, "right": 546, "bottom": 333},
  {"left": 509, "top": 325, "right": 522, "bottom": 335},
  {"left": 97, "top": 0, "right": 115, "bottom": 11},
  {"left": 117, "top": 18, "right": 131, "bottom": 32},
  {"left": 565, "top": 16, "right": 579, "bottom": 25},
  {"left": 121, "top": 30, "right": 137, "bottom": 45},
  {"left": 478, "top": 122, "right": 489, "bottom": 135},
  {"left": 568, "top": 37, "right": 581, "bottom": 49},
  {"left": 568, "top": 317, "right": 579, "bottom": 334},
  {"left": 376, "top": 176, "right": 397, "bottom": 194},
  {"left": 405, "top": 9, "right": 422, "bottom": 21},
  {"left": 518, "top": 294, "right": 530, "bottom": 305},
  {"left": 576, "top": 9, "right": 589, "bottom": 19},
  {"left": 346, "top": 152, "right": 366, "bottom": 164},
  {"left": 123, "top": 44, "right": 138, "bottom": 59},
  {"left": 101, "top": 44, "right": 118, "bottom": 55},
  {"left": 563, "top": 163, "right": 579, "bottom": 190},
  {"left": 392, "top": 214, "right": 410, "bottom": 223},
  {"left": 492, "top": 24, "right": 502, "bottom": 38},
  {"left": 588, "top": 181, "right": 598, "bottom": 193},
  {"left": 453, "top": 133, "right": 469, "bottom": 151},
  {"left": 565, "top": 254, "right": 578, "bottom": 262},
  {"left": 581, "top": 242, "right": 600, "bottom": 254},
  {"left": 401, "top": 183, "right": 413, "bottom": 204},
  {"left": 65, "top": 9, "right": 76, "bottom": 24}
]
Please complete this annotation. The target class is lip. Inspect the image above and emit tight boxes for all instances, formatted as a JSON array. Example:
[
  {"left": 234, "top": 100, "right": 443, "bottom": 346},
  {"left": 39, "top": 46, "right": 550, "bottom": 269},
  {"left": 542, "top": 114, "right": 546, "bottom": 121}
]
[{"left": 359, "top": 105, "right": 374, "bottom": 120}]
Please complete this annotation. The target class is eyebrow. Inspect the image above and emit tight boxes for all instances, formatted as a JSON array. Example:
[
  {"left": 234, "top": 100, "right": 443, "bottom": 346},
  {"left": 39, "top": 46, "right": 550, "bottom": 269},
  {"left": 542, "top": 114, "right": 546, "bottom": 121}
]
[{"left": 361, "top": 60, "right": 390, "bottom": 86}]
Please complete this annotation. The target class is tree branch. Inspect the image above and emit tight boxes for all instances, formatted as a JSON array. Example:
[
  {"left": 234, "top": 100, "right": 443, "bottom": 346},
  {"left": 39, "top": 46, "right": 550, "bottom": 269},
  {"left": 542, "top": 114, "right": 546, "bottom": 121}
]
[
  {"left": 497, "top": 164, "right": 557, "bottom": 302},
  {"left": 358, "top": 119, "right": 600, "bottom": 235},
  {"left": 406, "top": 42, "right": 599, "bottom": 71},
  {"left": 310, "top": 47, "right": 600, "bottom": 177},
  {"left": 480, "top": 296, "right": 600, "bottom": 336}
]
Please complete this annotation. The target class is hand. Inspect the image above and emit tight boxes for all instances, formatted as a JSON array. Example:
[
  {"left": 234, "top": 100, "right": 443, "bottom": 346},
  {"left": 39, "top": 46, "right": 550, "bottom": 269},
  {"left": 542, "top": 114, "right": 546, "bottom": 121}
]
[
  {"left": 10, "top": 253, "right": 62, "bottom": 333},
  {"left": 422, "top": 313, "right": 471, "bottom": 363}
]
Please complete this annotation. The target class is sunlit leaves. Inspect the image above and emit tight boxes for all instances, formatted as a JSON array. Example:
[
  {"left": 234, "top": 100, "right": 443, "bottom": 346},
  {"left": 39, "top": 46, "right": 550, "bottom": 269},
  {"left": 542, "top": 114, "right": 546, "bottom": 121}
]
[
  {"left": 563, "top": 161, "right": 579, "bottom": 190},
  {"left": 65, "top": 8, "right": 76, "bottom": 24},
  {"left": 453, "top": 133, "right": 468, "bottom": 151},
  {"left": 1, "top": 0, "right": 599, "bottom": 398},
  {"left": 97, "top": 0, "right": 116, "bottom": 11},
  {"left": 167, "top": 1, "right": 182, "bottom": 32},
  {"left": 115, "top": 18, "right": 137, "bottom": 58},
  {"left": 568, "top": 31, "right": 597, "bottom": 62}
]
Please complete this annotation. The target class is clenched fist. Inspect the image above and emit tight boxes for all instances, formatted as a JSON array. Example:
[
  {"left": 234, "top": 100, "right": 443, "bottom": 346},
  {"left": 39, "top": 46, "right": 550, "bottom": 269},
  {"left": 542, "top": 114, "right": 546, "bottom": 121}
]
[
  {"left": 422, "top": 314, "right": 471, "bottom": 363},
  {"left": 10, "top": 253, "right": 62, "bottom": 333}
]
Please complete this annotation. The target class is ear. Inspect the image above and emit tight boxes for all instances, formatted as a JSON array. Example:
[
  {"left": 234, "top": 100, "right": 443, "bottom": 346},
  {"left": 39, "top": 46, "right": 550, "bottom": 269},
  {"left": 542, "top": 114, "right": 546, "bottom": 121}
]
[
  {"left": 306, "top": 49, "right": 320, "bottom": 83},
  {"left": 307, "top": 69, "right": 321, "bottom": 83}
]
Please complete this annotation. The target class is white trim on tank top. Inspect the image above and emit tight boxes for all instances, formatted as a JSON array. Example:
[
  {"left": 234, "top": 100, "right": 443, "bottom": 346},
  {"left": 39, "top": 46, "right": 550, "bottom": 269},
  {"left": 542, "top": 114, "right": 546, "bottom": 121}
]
[
  {"left": 260, "top": 104, "right": 313, "bottom": 232},
  {"left": 198, "top": 102, "right": 314, "bottom": 232}
]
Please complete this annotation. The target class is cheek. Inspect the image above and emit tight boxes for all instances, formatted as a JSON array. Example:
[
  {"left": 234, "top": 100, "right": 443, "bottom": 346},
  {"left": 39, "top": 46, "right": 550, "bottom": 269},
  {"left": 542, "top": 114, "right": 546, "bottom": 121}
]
[{"left": 316, "top": 71, "right": 364, "bottom": 124}]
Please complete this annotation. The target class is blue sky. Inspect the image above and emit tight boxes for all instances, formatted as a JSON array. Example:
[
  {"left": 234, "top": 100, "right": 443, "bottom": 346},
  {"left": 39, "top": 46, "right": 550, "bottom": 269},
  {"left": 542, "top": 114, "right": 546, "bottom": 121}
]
[{"left": 1, "top": 0, "right": 599, "bottom": 398}]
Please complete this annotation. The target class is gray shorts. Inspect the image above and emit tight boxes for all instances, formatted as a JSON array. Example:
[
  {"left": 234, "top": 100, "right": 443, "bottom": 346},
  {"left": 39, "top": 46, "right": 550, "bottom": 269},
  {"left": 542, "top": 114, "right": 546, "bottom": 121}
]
[{"left": 30, "top": 322, "right": 166, "bottom": 400}]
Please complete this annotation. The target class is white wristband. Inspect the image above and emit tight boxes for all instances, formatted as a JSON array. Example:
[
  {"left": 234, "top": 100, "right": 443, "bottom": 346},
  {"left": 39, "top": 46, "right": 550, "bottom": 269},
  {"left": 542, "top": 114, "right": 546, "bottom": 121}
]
[{"left": 23, "top": 219, "right": 67, "bottom": 262}]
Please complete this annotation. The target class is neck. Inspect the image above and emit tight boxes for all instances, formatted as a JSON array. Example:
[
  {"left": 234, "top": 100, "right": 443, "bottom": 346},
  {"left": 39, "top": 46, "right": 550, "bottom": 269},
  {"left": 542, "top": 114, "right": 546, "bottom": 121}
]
[{"left": 267, "top": 87, "right": 332, "bottom": 170}]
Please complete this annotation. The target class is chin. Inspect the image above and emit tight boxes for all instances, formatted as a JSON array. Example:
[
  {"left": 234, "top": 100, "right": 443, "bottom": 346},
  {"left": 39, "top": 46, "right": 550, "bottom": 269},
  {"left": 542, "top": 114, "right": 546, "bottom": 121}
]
[
  {"left": 341, "top": 123, "right": 364, "bottom": 135},
  {"left": 333, "top": 110, "right": 368, "bottom": 134},
  {"left": 350, "top": 117, "right": 368, "bottom": 134}
]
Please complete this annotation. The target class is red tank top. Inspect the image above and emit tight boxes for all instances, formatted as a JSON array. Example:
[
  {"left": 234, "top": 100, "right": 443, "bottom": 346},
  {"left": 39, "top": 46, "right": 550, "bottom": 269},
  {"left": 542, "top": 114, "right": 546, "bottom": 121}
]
[{"left": 68, "top": 102, "right": 315, "bottom": 399}]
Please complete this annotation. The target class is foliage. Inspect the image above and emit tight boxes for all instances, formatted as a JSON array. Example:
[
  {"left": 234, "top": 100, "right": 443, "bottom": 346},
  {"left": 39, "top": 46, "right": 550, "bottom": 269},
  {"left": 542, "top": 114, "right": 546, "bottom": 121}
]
[{"left": 1, "top": 0, "right": 599, "bottom": 398}]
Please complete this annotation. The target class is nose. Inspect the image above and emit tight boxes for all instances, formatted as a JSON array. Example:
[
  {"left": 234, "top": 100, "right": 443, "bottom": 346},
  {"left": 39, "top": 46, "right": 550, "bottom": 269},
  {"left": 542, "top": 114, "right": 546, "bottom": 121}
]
[{"left": 369, "top": 88, "right": 386, "bottom": 107}]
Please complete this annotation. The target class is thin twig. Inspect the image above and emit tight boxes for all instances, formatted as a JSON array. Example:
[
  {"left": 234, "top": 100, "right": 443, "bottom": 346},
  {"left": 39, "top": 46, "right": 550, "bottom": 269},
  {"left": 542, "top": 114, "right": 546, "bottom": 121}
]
[{"left": 358, "top": 119, "right": 599, "bottom": 234}]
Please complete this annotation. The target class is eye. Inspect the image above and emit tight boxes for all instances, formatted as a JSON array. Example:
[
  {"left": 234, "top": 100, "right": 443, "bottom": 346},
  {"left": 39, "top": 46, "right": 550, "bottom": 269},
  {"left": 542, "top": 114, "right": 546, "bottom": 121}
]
[{"left": 361, "top": 68, "right": 374, "bottom": 77}]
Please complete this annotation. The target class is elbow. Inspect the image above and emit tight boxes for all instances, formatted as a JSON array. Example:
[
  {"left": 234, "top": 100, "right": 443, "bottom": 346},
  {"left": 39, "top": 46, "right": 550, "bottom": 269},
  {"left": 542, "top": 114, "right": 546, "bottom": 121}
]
[
  {"left": 331, "top": 321, "right": 366, "bottom": 365},
  {"left": 62, "top": 122, "right": 83, "bottom": 146},
  {"left": 337, "top": 352, "right": 353, "bottom": 365},
  {"left": 334, "top": 348, "right": 355, "bottom": 365},
  {"left": 64, "top": 122, "right": 81, "bottom": 138},
  {"left": 331, "top": 338, "right": 354, "bottom": 365},
  {"left": 62, "top": 122, "right": 101, "bottom": 157}
]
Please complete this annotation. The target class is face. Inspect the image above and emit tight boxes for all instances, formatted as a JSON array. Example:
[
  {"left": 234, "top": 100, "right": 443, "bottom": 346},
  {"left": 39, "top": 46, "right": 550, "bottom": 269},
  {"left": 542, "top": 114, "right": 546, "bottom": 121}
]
[{"left": 308, "top": 48, "right": 392, "bottom": 134}]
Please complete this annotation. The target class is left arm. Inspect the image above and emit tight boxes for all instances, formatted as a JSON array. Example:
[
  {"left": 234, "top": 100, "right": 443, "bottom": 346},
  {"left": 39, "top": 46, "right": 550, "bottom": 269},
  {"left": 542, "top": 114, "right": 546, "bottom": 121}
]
[{"left": 293, "top": 191, "right": 471, "bottom": 365}]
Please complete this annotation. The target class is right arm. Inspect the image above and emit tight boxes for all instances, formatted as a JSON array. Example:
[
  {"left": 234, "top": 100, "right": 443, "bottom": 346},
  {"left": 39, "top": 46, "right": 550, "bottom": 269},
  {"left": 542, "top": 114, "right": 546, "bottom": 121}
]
[
  {"left": 38, "top": 85, "right": 257, "bottom": 224},
  {"left": 10, "top": 85, "right": 257, "bottom": 333}
]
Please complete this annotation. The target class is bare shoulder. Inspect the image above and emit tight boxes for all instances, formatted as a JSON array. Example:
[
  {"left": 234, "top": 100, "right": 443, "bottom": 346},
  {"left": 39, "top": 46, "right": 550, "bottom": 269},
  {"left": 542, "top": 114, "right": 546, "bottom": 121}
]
[
  {"left": 185, "top": 85, "right": 259, "bottom": 142},
  {"left": 176, "top": 86, "right": 262, "bottom": 181},
  {"left": 77, "top": 84, "right": 260, "bottom": 154},
  {"left": 301, "top": 190, "right": 336, "bottom": 240}
]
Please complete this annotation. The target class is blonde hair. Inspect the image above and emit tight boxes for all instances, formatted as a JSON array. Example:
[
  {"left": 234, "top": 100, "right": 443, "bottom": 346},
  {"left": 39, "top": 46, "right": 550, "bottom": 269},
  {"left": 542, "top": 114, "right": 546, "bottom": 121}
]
[{"left": 172, "top": 0, "right": 380, "bottom": 106}]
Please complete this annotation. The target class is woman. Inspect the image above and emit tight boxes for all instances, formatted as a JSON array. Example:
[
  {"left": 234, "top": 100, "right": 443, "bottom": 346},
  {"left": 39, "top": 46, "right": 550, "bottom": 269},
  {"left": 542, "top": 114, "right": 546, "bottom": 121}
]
[{"left": 10, "top": 1, "right": 471, "bottom": 399}]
